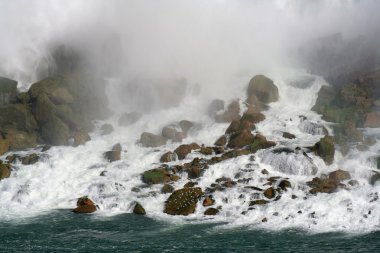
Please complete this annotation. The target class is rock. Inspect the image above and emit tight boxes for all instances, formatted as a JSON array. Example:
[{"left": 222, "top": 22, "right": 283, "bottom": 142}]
[
  {"left": 203, "top": 196, "right": 215, "bottom": 207},
  {"left": 174, "top": 143, "right": 200, "bottom": 160},
  {"left": 164, "top": 187, "right": 203, "bottom": 215},
  {"left": 261, "top": 169, "right": 269, "bottom": 175},
  {"left": 160, "top": 151, "right": 177, "bottom": 163},
  {"left": 328, "top": 169, "right": 351, "bottom": 182},
  {"left": 214, "top": 100, "right": 240, "bottom": 123},
  {"left": 0, "top": 139, "right": 10, "bottom": 155},
  {"left": 112, "top": 143, "right": 122, "bottom": 152},
  {"left": 370, "top": 172, "right": 380, "bottom": 185},
  {"left": 73, "top": 196, "right": 97, "bottom": 213},
  {"left": 73, "top": 131, "right": 91, "bottom": 147},
  {"left": 204, "top": 208, "right": 219, "bottom": 216},
  {"left": 118, "top": 112, "right": 142, "bottom": 126},
  {"left": 140, "top": 132, "right": 167, "bottom": 148},
  {"left": 307, "top": 177, "right": 343, "bottom": 194},
  {"left": 241, "top": 106, "right": 266, "bottom": 124},
  {"left": 200, "top": 147, "right": 213, "bottom": 155},
  {"left": 161, "top": 184, "right": 175, "bottom": 194},
  {"left": 262, "top": 217, "right": 268, "bottom": 222},
  {"left": 184, "top": 182, "right": 197, "bottom": 188},
  {"left": 188, "top": 166, "right": 202, "bottom": 179},
  {"left": 283, "top": 132, "right": 296, "bottom": 139},
  {"left": 0, "top": 163, "right": 11, "bottom": 181},
  {"left": 378, "top": 156, "right": 380, "bottom": 170},
  {"left": 247, "top": 134, "right": 276, "bottom": 153},
  {"left": 162, "top": 126, "right": 186, "bottom": 142},
  {"left": 103, "top": 144, "right": 122, "bottom": 162},
  {"left": 4, "top": 129, "right": 38, "bottom": 150},
  {"left": 16, "top": 92, "right": 30, "bottom": 104},
  {"left": 225, "top": 119, "right": 242, "bottom": 134},
  {"left": 40, "top": 116, "right": 70, "bottom": 145},
  {"left": 214, "top": 135, "right": 227, "bottom": 146},
  {"left": 364, "top": 112, "right": 380, "bottom": 128},
  {"left": 249, "top": 199, "right": 268, "bottom": 206},
  {"left": 247, "top": 75, "right": 279, "bottom": 105},
  {"left": 41, "top": 145, "right": 51, "bottom": 152},
  {"left": 100, "top": 124, "right": 114, "bottom": 135},
  {"left": 263, "top": 187, "right": 276, "bottom": 199},
  {"left": 278, "top": 180, "right": 291, "bottom": 191},
  {"left": 0, "top": 76, "right": 18, "bottom": 105},
  {"left": 142, "top": 168, "right": 171, "bottom": 184},
  {"left": 0, "top": 104, "right": 38, "bottom": 132},
  {"left": 208, "top": 99, "right": 224, "bottom": 116},
  {"left": 179, "top": 120, "right": 194, "bottom": 133},
  {"left": 311, "top": 136, "right": 335, "bottom": 165},
  {"left": 133, "top": 202, "right": 146, "bottom": 215},
  {"left": 227, "top": 130, "right": 255, "bottom": 148},
  {"left": 21, "top": 153, "right": 39, "bottom": 165}
]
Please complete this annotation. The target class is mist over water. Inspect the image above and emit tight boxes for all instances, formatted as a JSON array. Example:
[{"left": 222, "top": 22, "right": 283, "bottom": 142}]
[{"left": 0, "top": 0, "right": 380, "bottom": 240}]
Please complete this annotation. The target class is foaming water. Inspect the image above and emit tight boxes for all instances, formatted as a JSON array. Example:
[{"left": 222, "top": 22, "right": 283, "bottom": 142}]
[{"left": 1, "top": 69, "right": 379, "bottom": 234}]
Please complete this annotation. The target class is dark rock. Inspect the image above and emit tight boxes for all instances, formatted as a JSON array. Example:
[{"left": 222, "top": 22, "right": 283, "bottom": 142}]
[
  {"left": 140, "top": 132, "right": 167, "bottom": 148},
  {"left": 174, "top": 143, "right": 200, "bottom": 160},
  {"left": 164, "top": 187, "right": 203, "bottom": 215},
  {"left": 184, "top": 182, "right": 197, "bottom": 188},
  {"left": 40, "top": 116, "right": 70, "bottom": 145},
  {"left": 214, "top": 135, "right": 227, "bottom": 146},
  {"left": 247, "top": 75, "right": 279, "bottom": 106},
  {"left": 241, "top": 106, "right": 266, "bottom": 124},
  {"left": 263, "top": 187, "right": 276, "bottom": 199},
  {"left": 283, "top": 132, "right": 296, "bottom": 139},
  {"left": 161, "top": 184, "right": 175, "bottom": 194},
  {"left": 142, "top": 168, "right": 171, "bottom": 184},
  {"left": 118, "top": 112, "right": 142, "bottom": 126},
  {"left": 0, "top": 104, "right": 38, "bottom": 132},
  {"left": 133, "top": 202, "right": 146, "bottom": 215},
  {"left": 311, "top": 136, "right": 335, "bottom": 165},
  {"left": 100, "top": 124, "right": 114, "bottom": 135},
  {"left": 0, "top": 163, "right": 11, "bottom": 181},
  {"left": 160, "top": 151, "right": 177, "bottom": 163},
  {"left": 21, "top": 153, "right": 39, "bottom": 165},
  {"left": 249, "top": 199, "right": 268, "bottom": 206},
  {"left": 204, "top": 208, "right": 219, "bottom": 216},
  {"left": 41, "top": 145, "right": 51, "bottom": 152},
  {"left": 73, "top": 131, "right": 91, "bottom": 147},
  {"left": 261, "top": 169, "right": 269, "bottom": 175},
  {"left": 262, "top": 217, "right": 268, "bottom": 222},
  {"left": 278, "top": 180, "right": 291, "bottom": 191}
]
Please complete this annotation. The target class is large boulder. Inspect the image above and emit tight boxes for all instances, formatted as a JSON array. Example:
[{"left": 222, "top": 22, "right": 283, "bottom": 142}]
[
  {"left": 0, "top": 76, "right": 18, "bottom": 105},
  {"left": 227, "top": 129, "right": 255, "bottom": 148},
  {"left": 103, "top": 143, "right": 122, "bottom": 162},
  {"left": 174, "top": 143, "right": 200, "bottom": 160},
  {"left": 247, "top": 75, "right": 279, "bottom": 106},
  {"left": 73, "top": 131, "right": 91, "bottom": 147},
  {"left": 40, "top": 116, "right": 70, "bottom": 145},
  {"left": 140, "top": 132, "right": 167, "bottom": 148},
  {"left": 3, "top": 129, "right": 38, "bottom": 150},
  {"left": 0, "top": 104, "right": 38, "bottom": 132},
  {"left": 164, "top": 187, "right": 203, "bottom": 215},
  {"left": 311, "top": 136, "right": 335, "bottom": 165}
]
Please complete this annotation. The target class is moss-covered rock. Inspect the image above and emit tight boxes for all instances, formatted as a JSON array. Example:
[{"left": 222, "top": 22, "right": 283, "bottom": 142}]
[{"left": 164, "top": 187, "right": 203, "bottom": 215}]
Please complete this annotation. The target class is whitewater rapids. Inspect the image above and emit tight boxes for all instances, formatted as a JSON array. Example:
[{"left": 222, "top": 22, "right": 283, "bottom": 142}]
[{"left": 0, "top": 69, "right": 379, "bottom": 234}]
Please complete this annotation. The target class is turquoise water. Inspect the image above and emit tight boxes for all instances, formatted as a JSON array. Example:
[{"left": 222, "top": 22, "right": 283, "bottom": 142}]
[{"left": 1, "top": 211, "right": 379, "bottom": 253}]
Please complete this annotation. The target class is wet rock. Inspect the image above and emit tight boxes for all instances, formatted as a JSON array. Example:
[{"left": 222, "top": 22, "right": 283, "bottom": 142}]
[
  {"left": 142, "top": 168, "right": 171, "bottom": 184},
  {"left": 0, "top": 104, "right": 38, "bottom": 132},
  {"left": 164, "top": 187, "right": 203, "bottom": 216},
  {"left": 118, "top": 112, "right": 142, "bottom": 126},
  {"left": 328, "top": 169, "right": 351, "bottom": 182},
  {"left": 208, "top": 99, "right": 224, "bottom": 116},
  {"left": 73, "top": 196, "right": 97, "bottom": 213},
  {"left": 133, "top": 202, "right": 146, "bottom": 215},
  {"left": 203, "top": 196, "right": 215, "bottom": 207},
  {"left": 261, "top": 169, "right": 269, "bottom": 175},
  {"left": 161, "top": 184, "right": 175, "bottom": 194},
  {"left": 263, "top": 187, "right": 276, "bottom": 199},
  {"left": 262, "top": 217, "right": 268, "bottom": 222},
  {"left": 188, "top": 166, "right": 202, "bottom": 179},
  {"left": 21, "top": 153, "right": 39, "bottom": 165},
  {"left": 160, "top": 151, "right": 177, "bottom": 163},
  {"left": 204, "top": 208, "right": 219, "bottom": 216},
  {"left": 282, "top": 132, "right": 296, "bottom": 139},
  {"left": 306, "top": 176, "right": 344, "bottom": 194},
  {"left": 100, "top": 124, "right": 114, "bottom": 135},
  {"left": 369, "top": 172, "right": 380, "bottom": 185},
  {"left": 247, "top": 75, "right": 279, "bottom": 106},
  {"left": 311, "top": 135, "right": 335, "bottom": 165},
  {"left": 0, "top": 139, "right": 10, "bottom": 155},
  {"left": 103, "top": 147, "right": 121, "bottom": 163},
  {"left": 214, "top": 100, "right": 240, "bottom": 123},
  {"left": 41, "top": 145, "right": 51, "bottom": 152},
  {"left": 184, "top": 181, "right": 197, "bottom": 188},
  {"left": 40, "top": 115, "right": 70, "bottom": 146},
  {"left": 140, "top": 132, "right": 167, "bottom": 148},
  {"left": 249, "top": 199, "right": 268, "bottom": 206},
  {"left": 200, "top": 146, "right": 213, "bottom": 156},
  {"left": 0, "top": 163, "right": 11, "bottom": 181},
  {"left": 227, "top": 130, "right": 255, "bottom": 148},
  {"left": 247, "top": 134, "right": 276, "bottom": 153},
  {"left": 73, "top": 131, "right": 91, "bottom": 147},
  {"left": 174, "top": 143, "right": 200, "bottom": 160},
  {"left": 241, "top": 106, "right": 266, "bottom": 124},
  {"left": 278, "top": 180, "right": 291, "bottom": 191},
  {"left": 214, "top": 135, "right": 227, "bottom": 146},
  {"left": 179, "top": 120, "right": 194, "bottom": 133},
  {"left": 16, "top": 92, "right": 30, "bottom": 104}
]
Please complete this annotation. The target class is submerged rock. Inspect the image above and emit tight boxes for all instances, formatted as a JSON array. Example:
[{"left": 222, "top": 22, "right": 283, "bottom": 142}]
[{"left": 164, "top": 187, "right": 203, "bottom": 215}]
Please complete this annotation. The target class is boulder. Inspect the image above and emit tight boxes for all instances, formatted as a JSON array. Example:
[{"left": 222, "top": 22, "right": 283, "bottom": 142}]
[
  {"left": 214, "top": 135, "right": 227, "bottom": 146},
  {"left": 118, "top": 112, "right": 142, "bottom": 126},
  {"left": 0, "top": 104, "right": 38, "bottom": 132},
  {"left": 263, "top": 187, "right": 276, "bottom": 199},
  {"left": 162, "top": 126, "right": 186, "bottom": 142},
  {"left": 0, "top": 76, "right": 17, "bottom": 105},
  {"left": 142, "top": 168, "right": 171, "bottom": 184},
  {"left": 247, "top": 134, "right": 276, "bottom": 153},
  {"left": 174, "top": 143, "right": 200, "bottom": 160},
  {"left": 133, "top": 202, "right": 146, "bottom": 215},
  {"left": 311, "top": 136, "right": 335, "bottom": 165},
  {"left": 160, "top": 151, "right": 177, "bottom": 163},
  {"left": 4, "top": 129, "right": 38, "bottom": 150},
  {"left": 278, "top": 180, "right": 291, "bottom": 191},
  {"left": 40, "top": 116, "right": 70, "bottom": 145},
  {"left": 179, "top": 120, "right": 194, "bottom": 133},
  {"left": 162, "top": 184, "right": 175, "bottom": 194},
  {"left": 328, "top": 169, "right": 351, "bottom": 182},
  {"left": 73, "top": 131, "right": 91, "bottom": 147},
  {"left": 307, "top": 177, "right": 341, "bottom": 194},
  {"left": 364, "top": 112, "right": 380, "bottom": 128},
  {"left": 73, "top": 196, "right": 97, "bottom": 213},
  {"left": 0, "top": 139, "right": 10, "bottom": 155},
  {"left": 164, "top": 187, "right": 203, "bottom": 215},
  {"left": 103, "top": 143, "right": 122, "bottom": 162},
  {"left": 247, "top": 75, "right": 279, "bottom": 105},
  {"left": 0, "top": 163, "right": 11, "bottom": 181},
  {"left": 140, "top": 132, "right": 167, "bottom": 148},
  {"left": 241, "top": 106, "right": 265, "bottom": 124},
  {"left": 282, "top": 132, "right": 296, "bottom": 139},
  {"left": 100, "top": 124, "right": 114, "bottom": 135},
  {"left": 227, "top": 130, "right": 255, "bottom": 148},
  {"left": 184, "top": 181, "right": 197, "bottom": 188},
  {"left": 204, "top": 208, "right": 219, "bottom": 216},
  {"left": 200, "top": 147, "right": 213, "bottom": 156},
  {"left": 21, "top": 153, "right": 39, "bottom": 165}
]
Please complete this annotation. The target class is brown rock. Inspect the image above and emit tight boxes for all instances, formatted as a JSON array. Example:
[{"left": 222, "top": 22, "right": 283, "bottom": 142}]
[
  {"left": 328, "top": 169, "right": 351, "bottom": 182},
  {"left": 103, "top": 151, "right": 121, "bottom": 162},
  {"left": 140, "top": 132, "right": 167, "bottom": 148},
  {"left": 263, "top": 187, "right": 276, "bottom": 199},
  {"left": 249, "top": 199, "right": 268, "bottom": 206},
  {"left": 174, "top": 143, "right": 200, "bottom": 160},
  {"left": 214, "top": 135, "right": 227, "bottom": 146},
  {"left": 282, "top": 132, "right": 296, "bottom": 139},
  {"left": 160, "top": 151, "right": 177, "bottom": 163},
  {"left": 203, "top": 196, "right": 215, "bottom": 207},
  {"left": 0, "top": 163, "right": 11, "bottom": 181},
  {"left": 73, "top": 131, "right": 91, "bottom": 147},
  {"left": 0, "top": 139, "right": 10, "bottom": 155},
  {"left": 73, "top": 196, "right": 97, "bottom": 214},
  {"left": 164, "top": 187, "right": 203, "bottom": 215},
  {"left": 247, "top": 75, "right": 279, "bottom": 105},
  {"left": 227, "top": 130, "right": 255, "bottom": 148},
  {"left": 241, "top": 106, "right": 266, "bottom": 124},
  {"left": 204, "top": 208, "right": 219, "bottom": 216},
  {"left": 133, "top": 202, "right": 146, "bottom": 215},
  {"left": 200, "top": 147, "right": 213, "bottom": 155},
  {"left": 161, "top": 184, "right": 175, "bottom": 194},
  {"left": 184, "top": 181, "right": 197, "bottom": 188}
]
